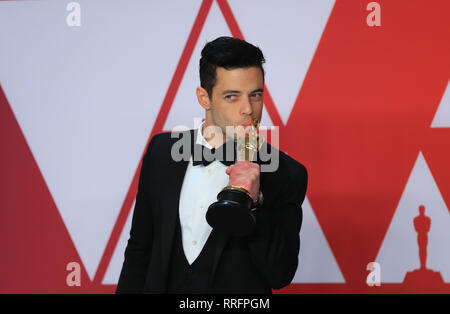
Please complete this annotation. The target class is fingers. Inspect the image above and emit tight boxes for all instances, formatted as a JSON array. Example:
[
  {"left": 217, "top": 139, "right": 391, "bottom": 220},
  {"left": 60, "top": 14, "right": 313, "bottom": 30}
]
[
  {"left": 226, "top": 161, "right": 260, "bottom": 201},
  {"left": 226, "top": 161, "right": 259, "bottom": 175}
]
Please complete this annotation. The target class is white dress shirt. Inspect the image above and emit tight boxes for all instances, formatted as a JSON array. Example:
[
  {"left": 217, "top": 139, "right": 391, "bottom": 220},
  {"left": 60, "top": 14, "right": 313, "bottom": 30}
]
[{"left": 178, "top": 123, "right": 229, "bottom": 265}]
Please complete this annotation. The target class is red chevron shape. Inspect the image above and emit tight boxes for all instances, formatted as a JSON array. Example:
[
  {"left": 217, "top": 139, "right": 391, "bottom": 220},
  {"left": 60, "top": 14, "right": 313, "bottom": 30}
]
[{"left": 282, "top": 0, "right": 450, "bottom": 292}]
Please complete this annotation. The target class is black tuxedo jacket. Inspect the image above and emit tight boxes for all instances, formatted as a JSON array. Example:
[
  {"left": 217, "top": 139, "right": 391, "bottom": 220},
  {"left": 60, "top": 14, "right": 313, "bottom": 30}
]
[{"left": 116, "top": 129, "right": 308, "bottom": 293}]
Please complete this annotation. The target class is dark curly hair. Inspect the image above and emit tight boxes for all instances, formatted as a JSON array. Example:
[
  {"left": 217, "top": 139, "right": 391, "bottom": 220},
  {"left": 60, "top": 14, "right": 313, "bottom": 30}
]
[{"left": 199, "top": 36, "right": 265, "bottom": 97}]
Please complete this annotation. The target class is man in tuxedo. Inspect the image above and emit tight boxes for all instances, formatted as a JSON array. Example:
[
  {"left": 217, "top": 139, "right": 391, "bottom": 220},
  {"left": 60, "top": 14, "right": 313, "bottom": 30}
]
[{"left": 116, "top": 36, "right": 308, "bottom": 294}]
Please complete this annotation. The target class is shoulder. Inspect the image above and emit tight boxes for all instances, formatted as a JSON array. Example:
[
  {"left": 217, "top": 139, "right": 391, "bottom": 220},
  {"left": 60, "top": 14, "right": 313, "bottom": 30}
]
[
  {"left": 259, "top": 143, "right": 308, "bottom": 206},
  {"left": 261, "top": 143, "right": 307, "bottom": 182},
  {"left": 280, "top": 149, "right": 307, "bottom": 175},
  {"left": 148, "top": 129, "right": 191, "bottom": 145},
  {"left": 146, "top": 129, "right": 194, "bottom": 153}
]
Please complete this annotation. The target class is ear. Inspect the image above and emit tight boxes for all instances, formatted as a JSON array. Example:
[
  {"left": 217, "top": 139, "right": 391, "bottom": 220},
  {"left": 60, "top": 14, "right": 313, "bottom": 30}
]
[{"left": 196, "top": 86, "right": 211, "bottom": 111}]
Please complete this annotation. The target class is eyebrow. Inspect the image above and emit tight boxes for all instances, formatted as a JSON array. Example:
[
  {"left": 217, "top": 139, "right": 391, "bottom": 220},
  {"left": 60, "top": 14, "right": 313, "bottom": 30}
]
[
  {"left": 221, "top": 88, "right": 264, "bottom": 95},
  {"left": 251, "top": 88, "right": 264, "bottom": 94},
  {"left": 222, "top": 89, "right": 241, "bottom": 95}
]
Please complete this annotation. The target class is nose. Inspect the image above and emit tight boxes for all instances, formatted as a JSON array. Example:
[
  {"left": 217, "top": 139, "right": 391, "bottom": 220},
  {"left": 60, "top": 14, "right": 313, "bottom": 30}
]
[{"left": 240, "top": 97, "right": 253, "bottom": 116}]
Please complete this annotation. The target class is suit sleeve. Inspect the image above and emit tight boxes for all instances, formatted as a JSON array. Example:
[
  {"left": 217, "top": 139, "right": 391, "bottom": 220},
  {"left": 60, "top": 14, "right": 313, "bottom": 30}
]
[
  {"left": 116, "top": 135, "right": 158, "bottom": 294},
  {"left": 246, "top": 163, "right": 308, "bottom": 290}
]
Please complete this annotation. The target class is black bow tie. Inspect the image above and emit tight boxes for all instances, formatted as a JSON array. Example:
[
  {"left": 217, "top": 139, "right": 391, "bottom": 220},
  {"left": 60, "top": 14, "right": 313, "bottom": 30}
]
[{"left": 192, "top": 142, "right": 236, "bottom": 167}]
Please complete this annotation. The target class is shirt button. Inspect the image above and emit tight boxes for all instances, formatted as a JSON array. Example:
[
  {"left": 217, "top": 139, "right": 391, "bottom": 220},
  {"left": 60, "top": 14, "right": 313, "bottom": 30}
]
[
  {"left": 208, "top": 169, "right": 212, "bottom": 175},
  {"left": 200, "top": 205, "right": 204, "bottom": 210},
  {"left": 192, "top": 240, "right": 197, "bottom": 246}
]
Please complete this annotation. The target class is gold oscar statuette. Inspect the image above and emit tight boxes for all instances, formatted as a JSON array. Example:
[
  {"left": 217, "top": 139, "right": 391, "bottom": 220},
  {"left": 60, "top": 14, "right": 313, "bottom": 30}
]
[{"left": 206, "top": 119, "right": 263, "bottom": 236}]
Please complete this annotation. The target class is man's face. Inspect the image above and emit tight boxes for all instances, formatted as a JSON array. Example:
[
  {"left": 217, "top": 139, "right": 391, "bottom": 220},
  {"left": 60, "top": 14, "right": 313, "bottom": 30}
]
[{"left": 204, "top": 66, "right": 264, "bottom": 142}]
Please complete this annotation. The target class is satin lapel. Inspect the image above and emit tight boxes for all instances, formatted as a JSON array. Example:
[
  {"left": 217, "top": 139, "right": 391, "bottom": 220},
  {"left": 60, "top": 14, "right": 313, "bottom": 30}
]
[
  {"left": 160, "top": 130, "right": 194, "bottom": 286},
  {"left": 256, "top": 141, "right": 271, "bottom": 197}
]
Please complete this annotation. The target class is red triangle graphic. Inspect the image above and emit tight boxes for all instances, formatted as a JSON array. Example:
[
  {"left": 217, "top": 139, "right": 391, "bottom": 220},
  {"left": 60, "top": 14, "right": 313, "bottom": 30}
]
[{"left": 0, "top": 85, "right": 114, "bottom": 293}]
